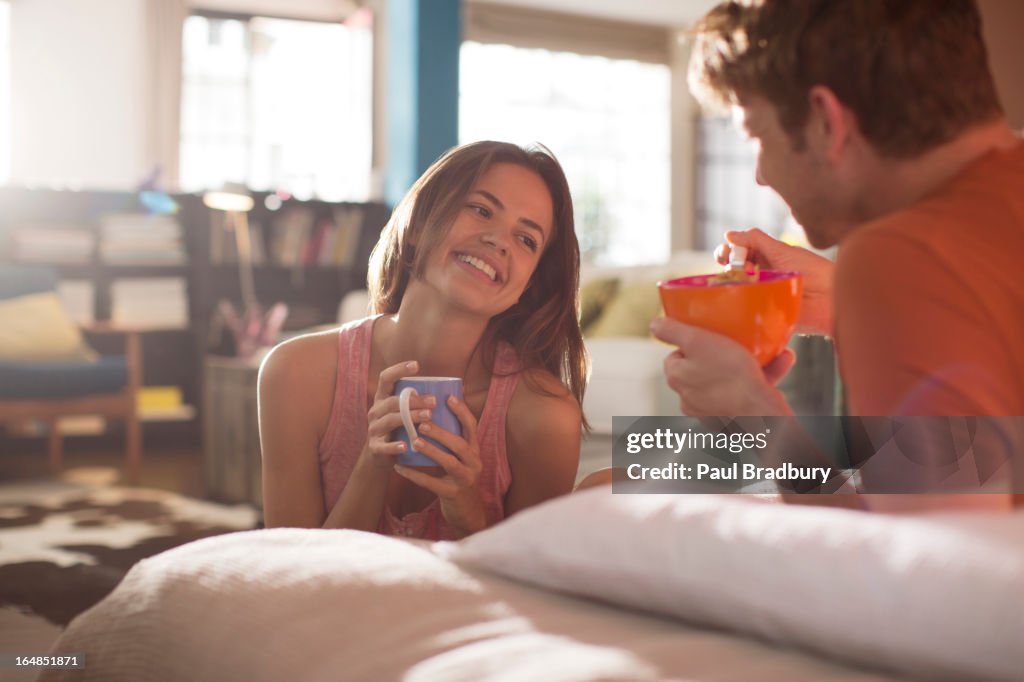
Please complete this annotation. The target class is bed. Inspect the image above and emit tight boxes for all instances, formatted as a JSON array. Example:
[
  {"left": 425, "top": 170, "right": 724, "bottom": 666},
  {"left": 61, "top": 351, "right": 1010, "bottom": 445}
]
[{"left": 41, "top": 490, "right": 1024, "bottom": 682}]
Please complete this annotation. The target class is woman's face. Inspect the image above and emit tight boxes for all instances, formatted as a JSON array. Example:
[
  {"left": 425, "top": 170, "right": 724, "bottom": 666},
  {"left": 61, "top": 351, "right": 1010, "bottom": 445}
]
[{"left": 422, "top": 162, "right": 554, "bottom": 318}]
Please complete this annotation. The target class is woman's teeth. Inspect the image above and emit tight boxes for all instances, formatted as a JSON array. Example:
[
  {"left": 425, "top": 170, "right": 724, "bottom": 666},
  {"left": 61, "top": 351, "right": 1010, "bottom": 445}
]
[{"left": 457, "top": 254, "right": 497, "bottom": 281}]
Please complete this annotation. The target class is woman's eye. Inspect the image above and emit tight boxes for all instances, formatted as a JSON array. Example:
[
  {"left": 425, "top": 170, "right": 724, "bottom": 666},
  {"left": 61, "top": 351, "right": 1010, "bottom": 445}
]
[
  {"left": 468, "top": 204, "right": 491, "bottom": 218},
  {"left": 518, "top": 235, "right": 538, "bottom": 252}
]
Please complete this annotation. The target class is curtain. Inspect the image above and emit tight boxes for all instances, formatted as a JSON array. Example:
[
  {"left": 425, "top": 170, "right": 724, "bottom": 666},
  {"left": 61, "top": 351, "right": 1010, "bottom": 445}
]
[{"left": 145, "top": 0, "right": 187, "bottom": 190}]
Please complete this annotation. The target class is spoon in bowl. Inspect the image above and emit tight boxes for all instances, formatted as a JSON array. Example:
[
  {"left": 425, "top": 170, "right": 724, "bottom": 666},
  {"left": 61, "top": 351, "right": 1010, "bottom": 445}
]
[{"left": 728, "top": 244, "right": 749, "bottom": 273}]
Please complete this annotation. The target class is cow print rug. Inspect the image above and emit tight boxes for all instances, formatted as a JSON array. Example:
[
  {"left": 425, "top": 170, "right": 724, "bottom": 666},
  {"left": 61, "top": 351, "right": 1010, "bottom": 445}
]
[{"left": 0, "top": 473, "right": 259, "bottom": 663}]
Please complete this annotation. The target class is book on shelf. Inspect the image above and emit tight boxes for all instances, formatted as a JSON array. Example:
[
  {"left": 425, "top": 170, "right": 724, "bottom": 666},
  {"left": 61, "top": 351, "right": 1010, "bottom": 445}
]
[
  {"left": 12, "top": 416, "right": 108, "bottom": 436},
  {"left": 270, "top": 206, "right": 316, "bottom": 266},
  {"left": 57, "top": 415, "right": 107, "bottom": 436},
  {"left": 249, "top": 220, "right": 267, "bottom": 265},
  {"left": 303, "top": 218, "right": 331, "bottom": 265},
  {"left": 140, "top": 405, "right": 197, "bottom": 422},
  {"left": 111, "top": 277, "right": 189, "bottom": 328},
  {"left": 328, "top": 206, "right": 365, "bottom": 266},
  {"left": 100, "top": 213, "right": 185, "bottom": 265},
  {"left": 11, "top": 224, "right": 95, "bottom": 263},
  {"left": 137, "top": 385, "right": 196, "bottom": 421}
]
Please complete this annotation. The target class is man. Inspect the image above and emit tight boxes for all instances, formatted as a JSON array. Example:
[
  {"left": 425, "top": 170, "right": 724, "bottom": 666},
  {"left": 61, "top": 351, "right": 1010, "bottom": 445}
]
[{"left": 651, "top": 0, "right": 1023, "bottom": 509}]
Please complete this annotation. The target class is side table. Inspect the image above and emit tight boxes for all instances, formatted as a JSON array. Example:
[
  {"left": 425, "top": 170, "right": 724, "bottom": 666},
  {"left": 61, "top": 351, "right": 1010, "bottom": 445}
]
[{"left": 203, "top": 355, "right": 263, "bottom": 508}]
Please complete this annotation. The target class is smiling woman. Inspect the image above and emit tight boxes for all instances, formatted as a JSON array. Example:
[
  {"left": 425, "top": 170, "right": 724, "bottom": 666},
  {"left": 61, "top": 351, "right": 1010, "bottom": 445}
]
[{"left": 257, "top": 141, "right": 587, "bottom": 541}]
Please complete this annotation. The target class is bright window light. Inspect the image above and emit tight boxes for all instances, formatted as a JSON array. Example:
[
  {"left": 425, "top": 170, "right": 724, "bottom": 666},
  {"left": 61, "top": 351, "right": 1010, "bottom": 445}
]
[
  {"left": 180, "top": 14, "right": 372, "bottom": 201},
  {"left": 460, "top": 41, "right": 670, "bottom": 266},
  {"left": 0, "top": 1, "right": 10, "bottom": 185},
  {"left": 696, "top": 116, "right": 792, "bottom": 249}
]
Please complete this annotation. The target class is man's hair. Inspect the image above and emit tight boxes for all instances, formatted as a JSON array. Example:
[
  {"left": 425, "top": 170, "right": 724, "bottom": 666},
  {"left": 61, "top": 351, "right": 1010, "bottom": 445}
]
[
  {"left": 689, "top": 0, "right": 1004, "bottom": 157},
  {"left": 368, "top": 140, "right": 588, "bottom": 414}
]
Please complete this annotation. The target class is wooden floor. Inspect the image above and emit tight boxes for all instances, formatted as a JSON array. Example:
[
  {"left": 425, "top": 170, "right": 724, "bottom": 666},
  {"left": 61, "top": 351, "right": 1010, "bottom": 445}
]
[{"left": 0, "top": 439, "right": 205, "bottom": 498}]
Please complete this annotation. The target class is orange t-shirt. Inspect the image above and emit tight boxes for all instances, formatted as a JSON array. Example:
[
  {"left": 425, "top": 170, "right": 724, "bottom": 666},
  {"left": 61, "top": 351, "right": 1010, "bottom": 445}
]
[{"left": 834, "top": 140, "right": 1024, "bottom": 416}]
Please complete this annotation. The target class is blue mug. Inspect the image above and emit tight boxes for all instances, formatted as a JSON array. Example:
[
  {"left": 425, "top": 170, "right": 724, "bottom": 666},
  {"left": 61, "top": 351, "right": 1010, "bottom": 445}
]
[{"left": 395, "top": 377, "right": 464, "bottom": 467}]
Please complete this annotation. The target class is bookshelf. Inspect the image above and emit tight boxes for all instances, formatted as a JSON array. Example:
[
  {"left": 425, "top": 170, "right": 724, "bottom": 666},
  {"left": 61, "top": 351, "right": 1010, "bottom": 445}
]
[
  {"left": 175, "top": 191, "right": 390, "bottom": 352},
  {"left": 0, "top": 187, "right": 391, "bottom": 447}
]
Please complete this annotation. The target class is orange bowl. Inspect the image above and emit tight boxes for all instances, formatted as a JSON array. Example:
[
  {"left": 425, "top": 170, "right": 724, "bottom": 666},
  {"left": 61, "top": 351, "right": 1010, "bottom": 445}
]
[{"left": 657, "top": 270, "right": 803, "bottom": 366}]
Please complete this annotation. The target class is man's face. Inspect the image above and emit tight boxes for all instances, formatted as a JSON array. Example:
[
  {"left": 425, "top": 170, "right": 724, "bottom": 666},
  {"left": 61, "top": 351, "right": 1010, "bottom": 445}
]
[{"left": 735, "top": 96, "right": 853, "bottom": 249}]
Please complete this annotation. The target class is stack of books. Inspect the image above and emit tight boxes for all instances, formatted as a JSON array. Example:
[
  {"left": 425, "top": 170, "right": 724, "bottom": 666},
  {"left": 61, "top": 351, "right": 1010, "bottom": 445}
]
[
  {"left": 100, "top": 213, "right": 185, "bottom": 265},
  {"left": 11, "top": 224, "right": 95, "bottom": 263},
  {"left": 111, "top": 277, "right": 189, "bottom": 328}
]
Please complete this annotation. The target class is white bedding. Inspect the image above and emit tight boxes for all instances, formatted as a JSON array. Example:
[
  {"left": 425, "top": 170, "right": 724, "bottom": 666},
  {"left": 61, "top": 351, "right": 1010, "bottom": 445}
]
[
  {"left": 42, "top": 527, "right": 898, "bottom": 682},
  {"left": 41, "top": 492, "right": 1023, "bottom": 682},
  {"left": 447, "top": 491, "right": 1024, "bottom": 681}
]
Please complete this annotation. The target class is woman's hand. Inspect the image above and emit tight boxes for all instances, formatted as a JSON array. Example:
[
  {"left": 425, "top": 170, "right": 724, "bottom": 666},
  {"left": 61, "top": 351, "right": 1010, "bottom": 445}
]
[
  {"left": 394, "top": 394, "right": 487, "bottom": 538},
  {"left": 361, "top": 360, "right": 435, "bottom": 472},
  {"left": 716, "top": 228, "right": 835, "bottom": 336}
]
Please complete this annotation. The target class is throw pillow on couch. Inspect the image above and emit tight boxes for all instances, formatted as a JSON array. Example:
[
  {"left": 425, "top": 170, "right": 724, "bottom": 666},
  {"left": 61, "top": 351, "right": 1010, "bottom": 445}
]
[{"left": 0, "top": 291, "right": 96, "bottom": 361}]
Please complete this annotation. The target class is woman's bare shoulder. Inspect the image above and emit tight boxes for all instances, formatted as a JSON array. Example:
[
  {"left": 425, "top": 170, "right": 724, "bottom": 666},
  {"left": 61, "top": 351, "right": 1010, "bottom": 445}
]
[
  {"left": 508, "top": 368, "right": 580, "bottom": 429},
  {"left": 259, "top": 328, "right": 341, "bottom": 402},
  {"left": 503, "top": 367, "right": 582, "bottom": 511}
]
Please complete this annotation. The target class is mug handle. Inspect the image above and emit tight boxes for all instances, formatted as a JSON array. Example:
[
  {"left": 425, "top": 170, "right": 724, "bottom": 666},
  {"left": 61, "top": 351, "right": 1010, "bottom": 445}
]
[{"left": 398, "top": 387, "right": 419, "bottom": 445}]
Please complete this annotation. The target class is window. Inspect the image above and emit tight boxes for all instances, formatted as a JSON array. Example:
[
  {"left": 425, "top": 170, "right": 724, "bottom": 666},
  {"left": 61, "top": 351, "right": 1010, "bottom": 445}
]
[
  {"left": 179, "top": 13, "right": 372, "bottom": 201},
  {"left": 695, "top": 116, "right": 792, "bottom": 249},
  {"left": 459, "top": 41, "right": 670, "bottom": 266},
  {"left": 0, "top": 0, "right": 10, "bottom": 185}
]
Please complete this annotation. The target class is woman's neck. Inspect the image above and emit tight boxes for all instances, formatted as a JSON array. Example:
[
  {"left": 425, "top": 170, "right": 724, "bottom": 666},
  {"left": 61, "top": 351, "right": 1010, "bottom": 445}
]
[{"left": 380, "top": 283, "right": 491, "bottom": 383}]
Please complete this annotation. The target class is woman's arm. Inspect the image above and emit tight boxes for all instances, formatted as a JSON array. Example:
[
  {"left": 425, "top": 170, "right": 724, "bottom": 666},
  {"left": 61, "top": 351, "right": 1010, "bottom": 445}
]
[
  {"left": 504, "top": 370, "right": 582, "bottom": 516},
  {"left": 321, "top": 360, "right": 431, "bottom": 530},
  {"left": 258, "top": 333, "right": 337, "bottom": 528},
  {"left": 260, "top": 335, "right": 432, "bottom": 530}
]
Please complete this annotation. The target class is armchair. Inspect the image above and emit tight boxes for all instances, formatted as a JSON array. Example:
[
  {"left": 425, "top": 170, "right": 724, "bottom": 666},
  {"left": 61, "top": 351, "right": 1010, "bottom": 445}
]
[{"left": 0, "top": 266, "right": 143, "bottom": 482}]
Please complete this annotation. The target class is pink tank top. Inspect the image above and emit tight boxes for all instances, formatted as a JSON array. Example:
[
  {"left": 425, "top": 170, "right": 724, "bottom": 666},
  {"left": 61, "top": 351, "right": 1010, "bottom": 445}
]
[{"left": 317, "top": 315, "right": 517, "bottom": 540}]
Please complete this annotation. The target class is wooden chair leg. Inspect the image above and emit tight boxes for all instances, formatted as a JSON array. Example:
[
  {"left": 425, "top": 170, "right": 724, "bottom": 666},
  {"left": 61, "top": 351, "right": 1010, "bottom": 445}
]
[
  {"left": 47, "top": 420, "right": 63, "bottom": 476},
  {"left": 124, "top": 414, "right": 142, "bottom": 485}
]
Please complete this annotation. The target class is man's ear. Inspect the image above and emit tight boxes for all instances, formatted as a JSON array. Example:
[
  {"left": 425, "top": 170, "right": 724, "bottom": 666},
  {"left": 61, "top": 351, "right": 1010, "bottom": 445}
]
[{"left": 806, "top": 85, "right": 854, "bottom": 164}]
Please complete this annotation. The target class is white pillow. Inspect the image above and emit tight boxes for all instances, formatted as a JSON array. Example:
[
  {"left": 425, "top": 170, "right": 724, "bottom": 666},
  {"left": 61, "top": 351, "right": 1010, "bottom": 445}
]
[{"left": 442, "top": 490, "right": 1024, "bottom": 681}]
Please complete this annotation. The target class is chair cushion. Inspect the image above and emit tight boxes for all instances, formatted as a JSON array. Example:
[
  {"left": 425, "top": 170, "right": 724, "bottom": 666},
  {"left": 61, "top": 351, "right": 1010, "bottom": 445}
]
[
  {"left": 0, "top": 292, "right": 96, "bottom": 361},
  {"left": 0, "top": 357, "right": 127, "bottom": 399}
]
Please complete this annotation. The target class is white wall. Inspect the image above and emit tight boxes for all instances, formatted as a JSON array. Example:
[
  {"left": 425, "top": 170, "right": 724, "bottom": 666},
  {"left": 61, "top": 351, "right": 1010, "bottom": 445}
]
[
  {"left": 10, "top": 0, "right": 149, "bottom": 189},
  {"left": 978, "top": 0, "right": 1024, "bottom": 130}
]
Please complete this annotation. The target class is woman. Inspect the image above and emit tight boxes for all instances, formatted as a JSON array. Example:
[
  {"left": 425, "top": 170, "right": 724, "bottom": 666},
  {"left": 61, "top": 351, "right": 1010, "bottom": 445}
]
[{"left": 259, "top": 141, "right": 588, "bottom": 539}]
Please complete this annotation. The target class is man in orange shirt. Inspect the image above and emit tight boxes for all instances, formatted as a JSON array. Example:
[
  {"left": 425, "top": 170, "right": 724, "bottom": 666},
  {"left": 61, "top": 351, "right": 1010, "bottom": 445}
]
[{"left": 651, "top": 0, "right": 1023, "bottom": 509}]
